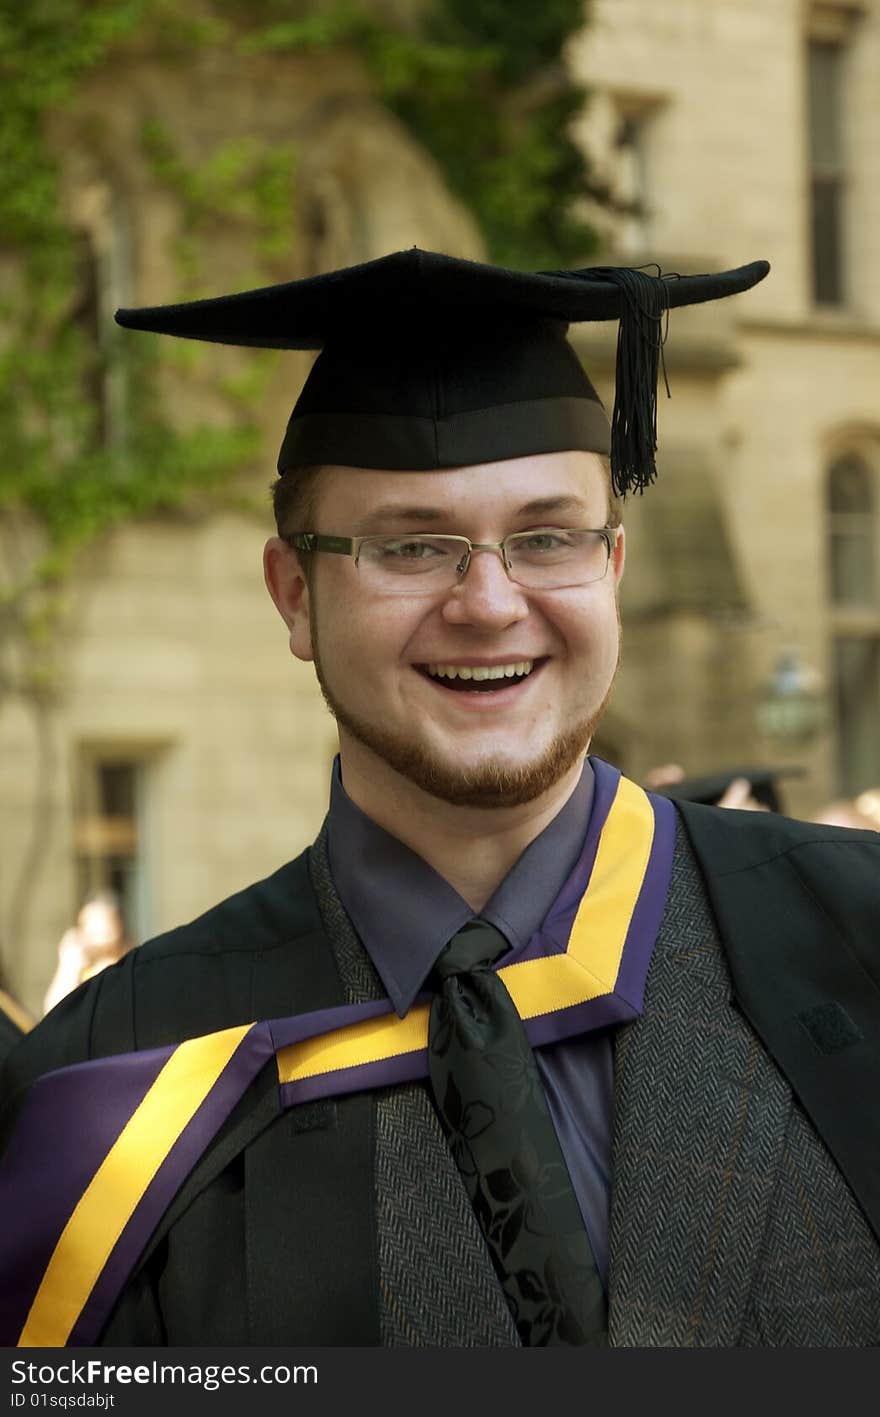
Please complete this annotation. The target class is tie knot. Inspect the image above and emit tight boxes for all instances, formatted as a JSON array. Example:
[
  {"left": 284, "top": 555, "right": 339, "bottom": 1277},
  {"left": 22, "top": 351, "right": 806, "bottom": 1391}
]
[{"left": 433, "top": 920, "right": 509, "bottom": 981}]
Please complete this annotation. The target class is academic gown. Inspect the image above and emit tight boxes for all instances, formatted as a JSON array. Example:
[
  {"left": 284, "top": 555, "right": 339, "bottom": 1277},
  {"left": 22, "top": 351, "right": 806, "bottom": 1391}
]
[{"left": 2, "top": 801, "right": 880, "bottom": 1346}]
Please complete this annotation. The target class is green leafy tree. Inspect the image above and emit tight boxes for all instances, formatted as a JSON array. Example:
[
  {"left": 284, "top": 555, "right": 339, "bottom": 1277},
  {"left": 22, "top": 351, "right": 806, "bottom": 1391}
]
[{"left": 232, "top": 0, "right": 597, "bottom": 269}]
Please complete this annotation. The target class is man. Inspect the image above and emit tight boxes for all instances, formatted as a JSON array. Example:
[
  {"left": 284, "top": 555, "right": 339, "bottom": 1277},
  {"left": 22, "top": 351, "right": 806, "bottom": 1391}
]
[{"left": 2, "top": 250, "right": 879, "bottom": 1347}]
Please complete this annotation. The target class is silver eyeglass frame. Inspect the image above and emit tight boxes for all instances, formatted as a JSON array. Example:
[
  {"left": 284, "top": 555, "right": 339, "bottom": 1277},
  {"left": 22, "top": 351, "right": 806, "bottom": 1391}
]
[{"left": 287, "top": 527, "right": 620, "bottom": 589}]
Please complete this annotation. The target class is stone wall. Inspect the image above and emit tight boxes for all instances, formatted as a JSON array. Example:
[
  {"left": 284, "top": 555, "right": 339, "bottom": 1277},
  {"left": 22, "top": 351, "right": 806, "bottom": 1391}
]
[{"left": 569, "top": 0, "right": 880, "bottom": 810}]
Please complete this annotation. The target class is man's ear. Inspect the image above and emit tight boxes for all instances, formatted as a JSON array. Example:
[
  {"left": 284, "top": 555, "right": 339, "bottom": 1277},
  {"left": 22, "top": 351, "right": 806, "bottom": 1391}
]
[
  {"left": 263, "top": 537, "right": 314, "bottom": 663},
  {"left": 611, "top": 525, "right": 625, "bottom": 585}
]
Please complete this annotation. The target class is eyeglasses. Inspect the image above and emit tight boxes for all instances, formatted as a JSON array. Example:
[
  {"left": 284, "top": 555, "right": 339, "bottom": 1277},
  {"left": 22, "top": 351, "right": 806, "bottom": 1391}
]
[{"left": 287, "top": 528, "right": 619, "bottom": 595}]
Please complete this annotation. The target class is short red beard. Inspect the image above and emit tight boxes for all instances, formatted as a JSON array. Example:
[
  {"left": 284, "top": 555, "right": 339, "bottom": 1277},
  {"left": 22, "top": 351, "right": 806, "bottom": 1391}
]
[{"left": 311, "top": 624, "right": 619, "bottom": 809}]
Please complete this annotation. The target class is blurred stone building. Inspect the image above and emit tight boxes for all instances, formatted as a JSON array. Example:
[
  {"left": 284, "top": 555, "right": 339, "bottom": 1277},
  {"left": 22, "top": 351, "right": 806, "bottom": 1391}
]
[
  {"left": 570, "top": 0, "right": 880, "bottom": 809},
  {"left": 2, "top": 0, "right": 879, "bottom": 1011}
]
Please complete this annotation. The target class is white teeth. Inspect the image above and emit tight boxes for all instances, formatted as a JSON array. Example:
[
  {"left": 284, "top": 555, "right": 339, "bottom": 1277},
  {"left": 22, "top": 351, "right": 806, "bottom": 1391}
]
[{"left": 424, "top": 660, "right": 535, "bottom": 680}]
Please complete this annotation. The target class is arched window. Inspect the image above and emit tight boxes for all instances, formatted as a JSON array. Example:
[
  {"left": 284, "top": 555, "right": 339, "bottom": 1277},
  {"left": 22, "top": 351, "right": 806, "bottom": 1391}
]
[
  {"left": 827, "top": 454, "right": 875, "bottom": 604},
  {"left": 827, "top": 451, "right": 880, "bottom": 795}
]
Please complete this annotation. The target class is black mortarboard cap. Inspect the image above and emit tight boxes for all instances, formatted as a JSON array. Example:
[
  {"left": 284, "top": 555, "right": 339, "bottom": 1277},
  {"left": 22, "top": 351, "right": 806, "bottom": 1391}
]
[
  {"left": 115, "top": 248, "right": 769, "bottom": 496},
  {"left": 653, "top": 765, "right": 805, "bottom": 814}
]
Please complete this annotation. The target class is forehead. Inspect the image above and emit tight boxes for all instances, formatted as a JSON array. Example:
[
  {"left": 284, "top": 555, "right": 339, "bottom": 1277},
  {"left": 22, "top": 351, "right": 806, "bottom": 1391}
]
[{"left": 313, "top": 451, "right": 610, "bottom": 526}]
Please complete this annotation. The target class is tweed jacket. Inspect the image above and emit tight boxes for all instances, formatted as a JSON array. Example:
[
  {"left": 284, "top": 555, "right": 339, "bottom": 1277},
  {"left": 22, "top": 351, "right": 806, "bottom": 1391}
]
[{"left": 2, "top": 805, "right": 880, "bottom": 1345}]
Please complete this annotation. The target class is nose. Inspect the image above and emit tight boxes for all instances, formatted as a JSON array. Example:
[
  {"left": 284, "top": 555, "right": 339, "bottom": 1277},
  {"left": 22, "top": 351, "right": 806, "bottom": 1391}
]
[{"left": 440, "top": 545, "right": 530, "bottom": 630}]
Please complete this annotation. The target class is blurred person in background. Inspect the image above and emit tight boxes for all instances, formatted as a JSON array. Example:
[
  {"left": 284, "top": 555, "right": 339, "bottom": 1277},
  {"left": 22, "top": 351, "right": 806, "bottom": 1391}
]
[
  {"left": 0, "top": 981, "right": 33, "bottom": 1065},
  {"left": 42, "top": 890, "right": 132, "bottom": 1017},
  {"left": 2, "top": 250, "right": 880, "bottom": 1350},
  {"left": 812, "top": 789, "right": 880, "bottom": 832},
  {"left": 856, "top": 789, "right": 880, "bottom": 827}
]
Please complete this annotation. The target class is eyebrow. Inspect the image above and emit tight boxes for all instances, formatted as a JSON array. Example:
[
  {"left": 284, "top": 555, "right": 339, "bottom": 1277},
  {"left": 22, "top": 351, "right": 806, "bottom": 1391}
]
[
  {"left": 514, "top": 495, "right": 590, "bottom": 518},
  {"left": 351, "top": 494, "right": 590, "bottom": 533},
  {"left": 352, "top": 505, "right": 449, "bottom": 531}
]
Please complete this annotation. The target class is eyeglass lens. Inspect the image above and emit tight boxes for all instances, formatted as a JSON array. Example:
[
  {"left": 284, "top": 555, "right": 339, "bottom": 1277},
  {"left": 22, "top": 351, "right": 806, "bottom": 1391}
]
[{"left": 356, "top": 530, "right": 611, "bottom": 592}]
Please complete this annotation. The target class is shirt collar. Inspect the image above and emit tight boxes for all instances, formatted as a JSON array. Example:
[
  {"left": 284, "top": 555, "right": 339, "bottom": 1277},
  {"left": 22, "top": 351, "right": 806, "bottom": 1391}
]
[{"left": 326, "top": 759, "right": 595, "bottom": 1017}]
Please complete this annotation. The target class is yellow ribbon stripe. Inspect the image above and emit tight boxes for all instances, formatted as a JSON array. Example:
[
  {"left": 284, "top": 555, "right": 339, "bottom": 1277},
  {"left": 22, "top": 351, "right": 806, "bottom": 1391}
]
[
  {"left": 499, "top": 951, "right": 608, "bottom": 1020},
  {"left": 19, "top": 1024, "right": 252, "bottom": 1348},
  {"left": 564, "top": 773, "right": 654, "bottom": 988},
  {"left": 277, "top": 1004, "right": 430, "bottom": 1085},
  {"left": 277, "top": 775, "right": 656, "bottom": 1086}
]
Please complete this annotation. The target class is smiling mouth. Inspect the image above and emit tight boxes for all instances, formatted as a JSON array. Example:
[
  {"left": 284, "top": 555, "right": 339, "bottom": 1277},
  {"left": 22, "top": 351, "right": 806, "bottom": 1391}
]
[{"left": 416, "top": 659, "right": 546, "bottom": 692}]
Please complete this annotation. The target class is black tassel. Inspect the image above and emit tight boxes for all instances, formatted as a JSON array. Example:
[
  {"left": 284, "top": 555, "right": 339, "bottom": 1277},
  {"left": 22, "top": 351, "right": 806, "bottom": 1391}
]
[{"left": 550, "top": 264, "right": 675, "bottom": 497}]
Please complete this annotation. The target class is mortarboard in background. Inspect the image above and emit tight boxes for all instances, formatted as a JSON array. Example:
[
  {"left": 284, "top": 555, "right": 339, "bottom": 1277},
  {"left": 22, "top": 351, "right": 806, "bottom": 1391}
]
[
  {"left": 115, "top": 248, "right": 770, "bottom": 496},
  {"left": 652, "top": 765, "right": 806, "bottom": 814}
]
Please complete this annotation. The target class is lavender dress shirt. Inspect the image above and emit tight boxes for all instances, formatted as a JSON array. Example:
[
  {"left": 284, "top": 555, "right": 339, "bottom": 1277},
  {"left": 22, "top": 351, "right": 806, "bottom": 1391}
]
[{"left": 325, "top": 757, "right": 618, "bottom": 1287}]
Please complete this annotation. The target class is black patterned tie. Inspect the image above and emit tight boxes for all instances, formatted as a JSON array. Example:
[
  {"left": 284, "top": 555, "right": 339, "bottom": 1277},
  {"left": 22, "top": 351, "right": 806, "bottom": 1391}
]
[{"left": 427, "top": 920, "right": 607, "bottom": 1346}]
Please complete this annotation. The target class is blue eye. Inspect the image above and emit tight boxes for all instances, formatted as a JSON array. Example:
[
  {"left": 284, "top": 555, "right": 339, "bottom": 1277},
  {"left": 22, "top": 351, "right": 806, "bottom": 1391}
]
[
  {"left": 521, "top": 533, "right": 565, "bottom": 551},
  {"left": 516, "top": 531, "right": 579, "bottom": 555},
  {"left": 381, "top": 539, "right": 445, "bottom": 560}
]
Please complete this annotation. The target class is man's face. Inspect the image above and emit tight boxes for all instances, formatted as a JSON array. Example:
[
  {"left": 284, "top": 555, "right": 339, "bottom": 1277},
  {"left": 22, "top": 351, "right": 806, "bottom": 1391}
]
[{"left": 265, "top": 451, "right": 624, "bottom": 809}]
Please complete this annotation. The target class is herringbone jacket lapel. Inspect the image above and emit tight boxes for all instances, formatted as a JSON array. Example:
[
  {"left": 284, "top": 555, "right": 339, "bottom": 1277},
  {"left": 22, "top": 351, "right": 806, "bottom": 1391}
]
[
  {"left": 308, "top": 828, "right": 519, "bottom": 1346},
  {"left": 607, "top": 823, "right": 792, "bottom": 1347}
]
